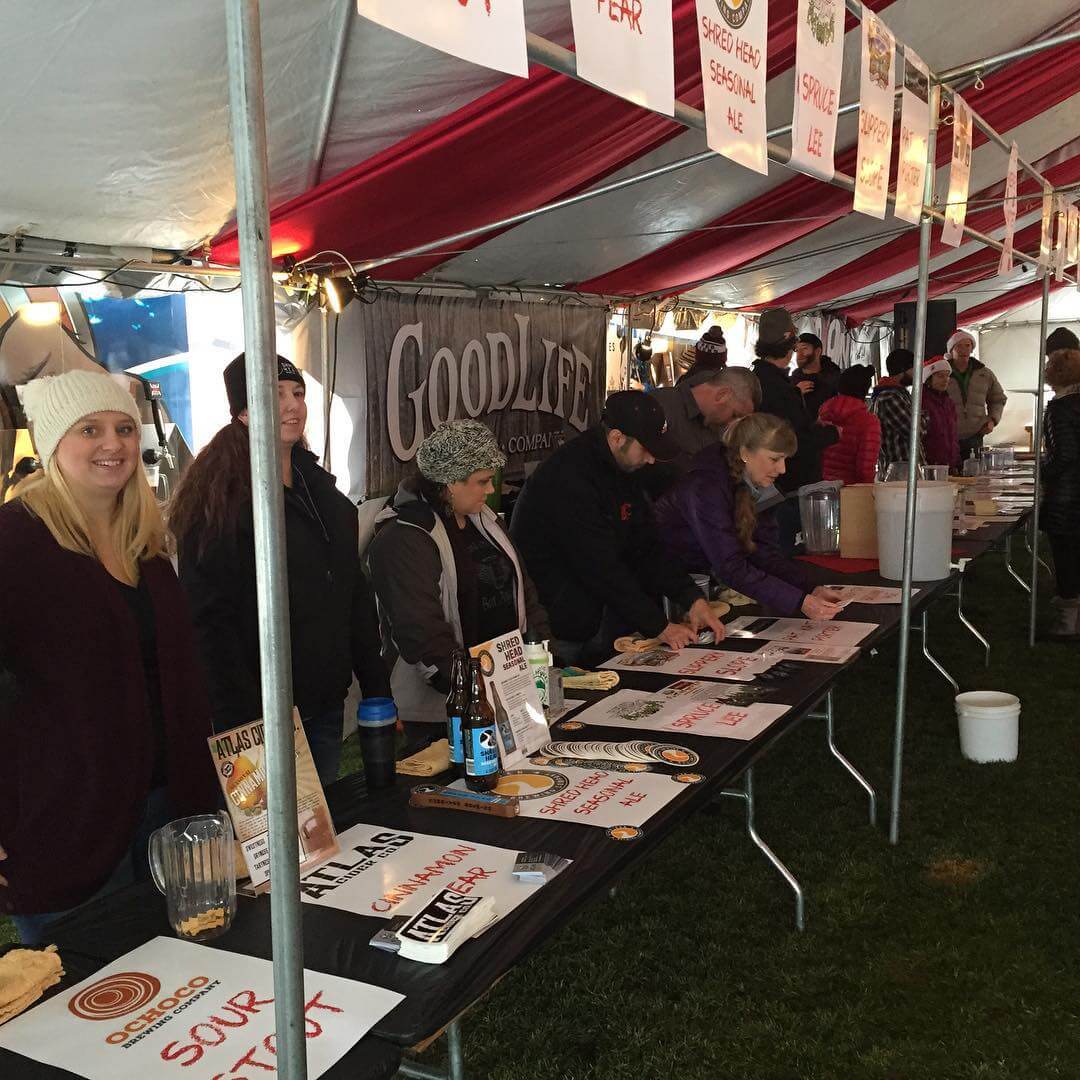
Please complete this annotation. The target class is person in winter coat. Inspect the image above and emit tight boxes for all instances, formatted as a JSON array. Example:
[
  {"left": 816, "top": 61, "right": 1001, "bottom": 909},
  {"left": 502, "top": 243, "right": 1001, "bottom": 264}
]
[
  {"left": 1040, "top": 348, "right": 1080, "bottom": 638},
  {"left": 871, "top": 348, "right": 925, "bottom": 475},
  {"left": 921, "top": 357, "right": 960, "bottom": 472},
  {"left": 368, "top": 420, "right": 549, "bottom": 740},
  {"left": 656, "top": 413, "right": 845, "bottom": 619},
  {"left": 170, "top": 354, "right": 390, "bottom": 788},
  {"left": 0, "top": 371, "right": 217, "bottom": 943},
  {"left": 945, "top": 330, "right": 1007, "bottom": 463},
  {"left": 510, "top": 391, "right": 726, "bottom": 666},
  {"left": 792, "top": 333, "right": 842, "bottom": 422},
  {"left": 819, "top": 365, "right": 880, "bottom": 485}
]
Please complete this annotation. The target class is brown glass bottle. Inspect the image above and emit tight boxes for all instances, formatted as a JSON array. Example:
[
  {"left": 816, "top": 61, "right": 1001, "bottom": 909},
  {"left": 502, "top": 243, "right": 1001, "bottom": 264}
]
[
  {"left": 463, "top": 659, "right": 500, "bottom": 791},
  {"left": 445, "top": 650, "right": 469, "bottom": 775}
]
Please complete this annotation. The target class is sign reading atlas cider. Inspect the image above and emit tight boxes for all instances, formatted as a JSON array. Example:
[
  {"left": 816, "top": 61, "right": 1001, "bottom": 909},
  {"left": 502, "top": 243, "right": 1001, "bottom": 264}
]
[{"left": 0, "top": 937, "right": 402, "bottom": 1080}]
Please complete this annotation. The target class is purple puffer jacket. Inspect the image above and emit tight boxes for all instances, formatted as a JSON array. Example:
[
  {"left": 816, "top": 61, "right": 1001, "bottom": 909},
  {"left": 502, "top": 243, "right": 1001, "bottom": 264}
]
[{"left": 655, "top": 442, "right": 812, "bottom": 615}]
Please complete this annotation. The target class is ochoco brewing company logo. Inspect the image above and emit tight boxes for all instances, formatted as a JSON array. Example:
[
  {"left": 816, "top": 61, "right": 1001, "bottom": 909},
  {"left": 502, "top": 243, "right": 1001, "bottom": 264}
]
[
  {"left": 68, "top": 972, "right": 161, "bottom": 1020},
  {"left": 715, "top": 0, "right": 752, "bottom": 29}
]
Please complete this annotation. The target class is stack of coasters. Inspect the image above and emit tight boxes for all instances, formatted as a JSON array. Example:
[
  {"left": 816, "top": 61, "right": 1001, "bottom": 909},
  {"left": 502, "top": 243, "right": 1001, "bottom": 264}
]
[{"left": 370, "top": 890, "right": 497, "bottom": 964}]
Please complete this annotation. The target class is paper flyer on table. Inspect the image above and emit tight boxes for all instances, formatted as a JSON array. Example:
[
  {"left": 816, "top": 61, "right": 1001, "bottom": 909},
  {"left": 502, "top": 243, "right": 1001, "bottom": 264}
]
[
  {"left": 825, "top": 585, "right": 918, "bottom": 605},
  {"left": 299, "top": 822, "right": 557, "bottom": 920},
  {"left": 567, "top": 685, "right": 789, "bottom": 741},
  {"left": 600, "top": 645, "right": 777, "bottom": 681},
  {"left": 470, "top": 630, "right": 549, "bottom": 767},
  {"left": 757, "top": 642, "right": 859, "bottom": 664},
  {"left": 0, "top": 936, "right": 402, "bottom": 1080},
  {"left": 725, "top": 616, "right": 877, "bottom": 647}
]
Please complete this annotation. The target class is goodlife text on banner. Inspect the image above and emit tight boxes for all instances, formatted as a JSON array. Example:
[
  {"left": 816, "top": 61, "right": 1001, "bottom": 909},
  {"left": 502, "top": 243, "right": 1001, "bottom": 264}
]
[
  {"left": 570, "top": 0, "right": 675, "bottom": 115},
  {"left": 789, "top": 0, "right": 845, "bottom": 182},
  {"left": 998, "top": 144, "right": 1019, "bottom": 276},
  {"left": 940, "top": 95, "right": 973, "bottom": 248},
  {"left": 695, "top": 0, "right": 769, "bottom": 176},
  {"left": 354, "top": 0, "right": 528, "bottom": 78},
  {"left": 894, "top": 50, "right": 930, "bottom": 225},
  {"left": 853, "top": 10, "right": 895, "bottom": 218}
]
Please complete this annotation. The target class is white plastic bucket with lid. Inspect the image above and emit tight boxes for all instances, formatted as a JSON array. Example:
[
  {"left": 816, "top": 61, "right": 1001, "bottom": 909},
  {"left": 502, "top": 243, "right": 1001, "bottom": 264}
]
[
  {"left": 955, "top": 691, "right": 1020, "bottom": 763},
  {"left": 873, "top": 481, "right": 957, "bottom": 581}
]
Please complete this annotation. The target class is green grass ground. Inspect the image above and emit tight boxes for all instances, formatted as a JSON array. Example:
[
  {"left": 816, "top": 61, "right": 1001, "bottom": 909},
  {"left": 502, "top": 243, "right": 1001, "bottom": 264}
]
[{"left": 6, "top": 550, "right": 1078, "bottom": 1079}]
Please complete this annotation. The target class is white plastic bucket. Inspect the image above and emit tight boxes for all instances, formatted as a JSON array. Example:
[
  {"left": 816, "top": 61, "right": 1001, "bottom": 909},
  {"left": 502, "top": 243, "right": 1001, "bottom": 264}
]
[
  {"left": 873, "top": 481, "right": 957, "bottom": 581},
  {"left": 955, "top": 691, "right": 1020, "bottom": 763}
]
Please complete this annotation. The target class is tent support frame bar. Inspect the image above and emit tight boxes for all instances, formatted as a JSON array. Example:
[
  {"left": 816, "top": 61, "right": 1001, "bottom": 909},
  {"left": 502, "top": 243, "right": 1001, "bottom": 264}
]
[
  {"left": 305, "top": 0, "right": 354, "bottom": 191},
  {"left": 1028, "top": 273, "right": 1051, "bottom": 645},
  {"left": 225, "top": 2, "right": 307, "bottom": 1078},
  {"left": 938, "top": 27, "right": 1080, "bottom": 84}
]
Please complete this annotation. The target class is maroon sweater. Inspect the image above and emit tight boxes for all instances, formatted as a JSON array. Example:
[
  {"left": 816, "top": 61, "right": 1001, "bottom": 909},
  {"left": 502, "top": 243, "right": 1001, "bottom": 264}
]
[{"left": 0, "top": 501, "right": 218, "bottom": 914}]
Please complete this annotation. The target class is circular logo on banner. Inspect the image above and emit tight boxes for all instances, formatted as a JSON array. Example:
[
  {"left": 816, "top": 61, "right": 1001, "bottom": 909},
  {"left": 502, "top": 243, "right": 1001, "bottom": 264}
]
[
  {"left": 492, "top": 769, "right": 569, "bottom": 800},
  {"left": 68, "top": 973, "right": 162, "bottom": 1020},
  {"left": 716, "top": 0, "right": 751, "bottom": 28},
  {"left": 607, "top": 825, "right": 644, "bottom": 842},
  {"left": 477, "top": 649, "right": 496, "bottom": 678}
]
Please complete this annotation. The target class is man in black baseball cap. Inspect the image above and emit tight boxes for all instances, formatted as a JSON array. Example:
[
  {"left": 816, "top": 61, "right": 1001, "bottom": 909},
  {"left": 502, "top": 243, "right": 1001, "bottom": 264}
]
[{"left": 511, "top": 390, "right": 725, "bottom": 665}]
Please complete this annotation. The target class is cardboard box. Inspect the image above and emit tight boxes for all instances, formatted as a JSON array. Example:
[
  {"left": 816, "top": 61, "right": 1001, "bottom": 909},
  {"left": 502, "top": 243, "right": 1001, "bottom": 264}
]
[{"left": 840, "top": 484, "right": 879, "bottom": 560}]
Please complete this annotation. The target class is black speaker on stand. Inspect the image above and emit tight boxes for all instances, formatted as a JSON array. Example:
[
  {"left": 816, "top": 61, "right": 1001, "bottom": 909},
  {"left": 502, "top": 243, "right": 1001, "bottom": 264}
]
[{"left": 893, "top": 299, "right": 957, "bottom": 358}]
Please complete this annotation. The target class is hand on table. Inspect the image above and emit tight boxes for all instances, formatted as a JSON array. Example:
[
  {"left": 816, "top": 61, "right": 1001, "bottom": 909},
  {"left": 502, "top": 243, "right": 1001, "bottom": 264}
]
[
  {"left": 813, "top": 585, "right": 846, "bottom": 602},
  {"left": 658, "top": 622, "right": 696, "bottom": 651},
  {"left": 801, "top": 592, "right": 844, "bottom": 621},
  {"left": 687, "top": 598, "right": 726, "bottom": 642}
]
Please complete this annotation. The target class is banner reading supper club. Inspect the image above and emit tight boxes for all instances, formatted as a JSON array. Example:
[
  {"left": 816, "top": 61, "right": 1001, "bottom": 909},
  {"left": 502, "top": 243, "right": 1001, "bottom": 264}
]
[{"left": 338, "top": 295, "right": 606, "bottom": 494}]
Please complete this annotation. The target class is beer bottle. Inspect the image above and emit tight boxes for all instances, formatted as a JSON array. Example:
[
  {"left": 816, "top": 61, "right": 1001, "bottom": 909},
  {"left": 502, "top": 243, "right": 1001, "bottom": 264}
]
[
  {"left": 445, "top": 650, "right": 469, "bottom": 774},
  {"left": 463, "top": 659, "right": 500, "bottom": 791}
]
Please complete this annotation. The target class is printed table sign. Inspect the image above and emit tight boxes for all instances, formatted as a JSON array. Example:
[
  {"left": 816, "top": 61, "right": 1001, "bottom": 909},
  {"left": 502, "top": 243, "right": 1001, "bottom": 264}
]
[
  {"left": 0, "top": 936, "right": 402, "bottom": 1080},
  {"left": 299, "top": 823, "right": 558, "bottom": 919},
  {"left": 853, "top": 9, "right": 895, "bottom": 218},
  {"left": 789, "top": 0, "right": 845, "bottom": 182},
  {"left": 894, "top": 49, "right": 931, "bottom": 225},
  {"left": 825, "top": 584, "right": 919, "bottom": 605},
  {"left": 725, "top": 615, "right": 877, "bottom": 647},
  {"left": 453, "top": 764, "right": 692, "bottom": 829},
  {"left": 568, "top": 685, "right": 789, "bottom": 740},
  {"left": 757, "top": 642, "right": 858, "bottom": 664},
  {"left": 599, "top": 645, "right": 779, "bottom": 681}
]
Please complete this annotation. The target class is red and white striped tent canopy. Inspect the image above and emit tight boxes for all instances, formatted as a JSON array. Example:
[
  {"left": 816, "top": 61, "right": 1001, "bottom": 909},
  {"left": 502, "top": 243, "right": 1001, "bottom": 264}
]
[{"left": 3, "top": 0, "right": 1079, "bottom": 328}]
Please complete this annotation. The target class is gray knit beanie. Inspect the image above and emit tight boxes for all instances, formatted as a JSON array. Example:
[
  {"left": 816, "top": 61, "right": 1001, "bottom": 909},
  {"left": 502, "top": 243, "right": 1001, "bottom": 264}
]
[{"left": 416, "top": 420, "right": 506, "bottom": 484}]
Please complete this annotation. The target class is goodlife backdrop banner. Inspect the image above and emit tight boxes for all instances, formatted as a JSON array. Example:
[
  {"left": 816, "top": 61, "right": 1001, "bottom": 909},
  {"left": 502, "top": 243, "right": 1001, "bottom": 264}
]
[{"left": 325, "top": 294, "right": 607, "bottom": 496}]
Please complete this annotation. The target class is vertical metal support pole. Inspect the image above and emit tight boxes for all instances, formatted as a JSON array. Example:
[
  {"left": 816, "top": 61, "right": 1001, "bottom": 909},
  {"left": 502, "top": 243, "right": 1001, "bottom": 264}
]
[
  {"left": 446, "top": 1020, "right": 465, "bottom": 1080},
  {"left": 890, "top": 85, "right": 939, "bottom": 847},
  {"left": 321, "top": 306, "right": 332, "bottom": 469},
  {"left": 624, "top": 309, "right": 633, "bottom": 391},
  {"left": 225, "top": 3, "right": 307, "bottom": 1078},
  {"left": 1028, "top": 274, "right": 1051, "bottom": 646}
]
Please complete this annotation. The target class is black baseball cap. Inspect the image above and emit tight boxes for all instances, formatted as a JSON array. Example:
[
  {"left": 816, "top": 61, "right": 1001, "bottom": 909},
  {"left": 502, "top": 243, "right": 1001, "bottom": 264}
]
[
  {"left": 224, "top": 353, "right": 304, "bottom": 418},
  {"left": 602, "top": 390, "right": 679, "bottom": 461}
]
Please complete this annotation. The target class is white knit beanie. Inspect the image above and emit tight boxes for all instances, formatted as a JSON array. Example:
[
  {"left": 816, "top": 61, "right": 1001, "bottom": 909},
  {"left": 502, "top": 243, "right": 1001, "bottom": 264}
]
[
  {"left": 946, "top": 330, "right": 976, "bottom": 353},
  {"left": 22, "top": 370, "right": 142, "bottom": 469}
]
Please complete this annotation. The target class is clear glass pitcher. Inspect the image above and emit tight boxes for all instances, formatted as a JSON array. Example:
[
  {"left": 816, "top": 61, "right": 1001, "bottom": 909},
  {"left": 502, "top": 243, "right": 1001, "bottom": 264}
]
[
  {"left": 799, "top": 487, "right": 841, "bottom": 554},
  {"left": 149, "top": 813, "right": 237, "bottom": 942}
]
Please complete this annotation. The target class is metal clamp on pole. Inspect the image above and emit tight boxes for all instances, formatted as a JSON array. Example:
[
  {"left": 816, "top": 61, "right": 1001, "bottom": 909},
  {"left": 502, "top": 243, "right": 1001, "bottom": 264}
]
[
  {"left": 1029, "top": 274, "right": 1051, "bottom": 646},
  {"left": 225, "top": 2, "right": 307, "bottom": 1077}
]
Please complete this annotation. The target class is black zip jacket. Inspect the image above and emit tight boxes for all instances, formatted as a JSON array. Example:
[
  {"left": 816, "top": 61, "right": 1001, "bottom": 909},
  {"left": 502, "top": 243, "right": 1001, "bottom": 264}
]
[
  {"left": 509, "top": 427, "right": 703, "bottom": 642},
  {"left": 791, "top": 355, "right": 842, "bottom": 422},
  {"left": 177, "top": 446, "right": 389, "bottom": 729},
  {"left": 1041, "top": 393, "right": 1080, "bottom": 534}
]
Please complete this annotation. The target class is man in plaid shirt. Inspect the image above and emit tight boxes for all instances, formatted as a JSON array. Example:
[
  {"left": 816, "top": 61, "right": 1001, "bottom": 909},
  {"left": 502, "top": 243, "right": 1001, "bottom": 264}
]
[{"left": 871, "top": 348, "right": 925, "bottom": 476}]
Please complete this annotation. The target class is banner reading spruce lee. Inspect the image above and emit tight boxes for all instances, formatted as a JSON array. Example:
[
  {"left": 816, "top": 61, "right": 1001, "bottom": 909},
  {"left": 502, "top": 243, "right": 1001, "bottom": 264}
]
[
  {"left": 998, "top": 144, "right": 1019, "bottom": 276},
  {"left": 355, "top": 0, "right": 527, "bottom": 77},
  {"left": 355, "top": 295, "right": 606, "bottom": 494},
  {"left": 790, "top": 0, "right": 845, "bottom": 182},
  {"left": 853, "top": 10, "right": 895, "bottom": 219},
  {"left": 696, "top": 0, "right": 769, "bottom": 176},
  {"left": 894, "top": 49, "right": 931, "bottom": 225},
  {"left": 941, "top": 95, "right": 973, "bottom": 248},
  {"left": 569, "top": 0, "right": 674, "bottom": 115}
]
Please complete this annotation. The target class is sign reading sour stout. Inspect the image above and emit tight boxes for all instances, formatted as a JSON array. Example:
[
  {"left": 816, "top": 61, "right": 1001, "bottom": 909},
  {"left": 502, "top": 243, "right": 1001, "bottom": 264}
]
[{"left": 353, "top": 295, "right": 606, "bottom": 494}]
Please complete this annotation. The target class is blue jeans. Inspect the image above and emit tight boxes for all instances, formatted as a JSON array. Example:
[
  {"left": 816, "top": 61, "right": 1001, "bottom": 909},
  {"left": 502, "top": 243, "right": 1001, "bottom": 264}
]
[
  {"left": 303, "top": 707, "right": 345, "bottom": 790},
  {"left": 12, "top": 787, "right": 172, "bottom": 946}
]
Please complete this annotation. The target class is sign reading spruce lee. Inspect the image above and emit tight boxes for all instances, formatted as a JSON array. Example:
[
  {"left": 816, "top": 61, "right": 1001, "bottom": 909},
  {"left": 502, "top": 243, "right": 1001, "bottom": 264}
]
[{"left": 360, "top": 295, "right": 606, "bottom": 493}]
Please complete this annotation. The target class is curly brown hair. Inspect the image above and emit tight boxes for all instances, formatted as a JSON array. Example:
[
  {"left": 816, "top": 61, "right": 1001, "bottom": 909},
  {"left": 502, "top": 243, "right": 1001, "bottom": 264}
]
[{"left": 1046, "top": 348, "right": 1080, "bottom": 391}]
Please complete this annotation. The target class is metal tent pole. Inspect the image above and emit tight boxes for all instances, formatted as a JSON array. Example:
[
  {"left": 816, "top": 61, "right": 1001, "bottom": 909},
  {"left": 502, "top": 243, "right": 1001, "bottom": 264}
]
[
  {"left": 321, "top": 305, "right": 332, "bottom": 469},
  {"left": 225, "top": 2, "right": 307, "bottom": 1077},
  {"left": 305, "top": 0, "right": 354, "bottom": 190},
  {"left": 889, "top": 85, "right": 940, "bottom": 847},
  {"left": 1028, "top": 273, "right": 1051, "bottom": 646}
]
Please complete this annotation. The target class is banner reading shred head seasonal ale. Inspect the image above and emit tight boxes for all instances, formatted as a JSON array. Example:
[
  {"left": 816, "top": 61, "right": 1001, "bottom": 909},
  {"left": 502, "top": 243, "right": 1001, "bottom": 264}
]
[
  {"left": 354, "top": 0, "right": 528, "bottom": 77},
  {"left": 853, "top": 9, "right": 895, "bottom": 218},
  {"left": 695, "top": 0, "right": 769, "bottom": 176},
  {"left": 894, "top": 50, "right": 931, "bottom": 225},
  {"left": 940, "top": 95, "right": 973, "bottom": 248},
  {"left": 569, "top": 0, "right": 675, "bottom": 115},
  {"left": 789, "top": 0, "right": 845, "bottom": 182}
]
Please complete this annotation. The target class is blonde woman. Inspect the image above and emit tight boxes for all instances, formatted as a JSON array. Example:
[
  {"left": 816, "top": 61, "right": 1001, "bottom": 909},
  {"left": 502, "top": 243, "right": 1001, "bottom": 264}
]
[{"left": 0, "top": 370, "right": 216, "bottom": 944}]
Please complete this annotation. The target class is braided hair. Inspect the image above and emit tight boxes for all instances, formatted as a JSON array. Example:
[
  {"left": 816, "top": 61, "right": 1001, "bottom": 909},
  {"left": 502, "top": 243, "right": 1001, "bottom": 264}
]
[{"left": 722, "top": 413, "right": 798, "bottom": 553}]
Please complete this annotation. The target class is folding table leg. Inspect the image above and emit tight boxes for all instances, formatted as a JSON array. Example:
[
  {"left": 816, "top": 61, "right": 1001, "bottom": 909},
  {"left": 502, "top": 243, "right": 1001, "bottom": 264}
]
[
  {"left": 822, "top": 691, "right": 877, "bottom": 826},
  {"left": 954, "top": 562, "right": 990, "bottom": 667},
  {"left": 916, "top": 610, "right": 959, "bottom": 693},
  {"left": 1024, "top": 527, "right": 1053, "bottom": 577},
  {"left": 1005, "top": 534, "right": 1031, "bottom": 594},
  {"left": 721, "top": 768, "right": 805, "bottom": 931},
  {"left": 398, "top": 1020, "right": 465, "bottom": 1080}
]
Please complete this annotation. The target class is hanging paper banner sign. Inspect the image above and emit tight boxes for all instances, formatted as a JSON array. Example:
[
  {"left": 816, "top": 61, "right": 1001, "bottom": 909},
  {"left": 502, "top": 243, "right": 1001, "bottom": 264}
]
[
  {"left": 1053, "top": 195, "right": 1068, "bottom": 282},
  {"left": 853, "top": 10, "right": 896, "bottom": 218},
  {"left": 997, "top": 144, "right": 1019, "bottom": 276},
  {"left": 894, "top": 49, "right": 931, "bottom": 225},
  {"left": 695, "top": 0, "right": 770, "bottom": 176},
  {"left": 789, "top": 0, "right": 845, "bottom": 182},
  {"left": 355, "top": 0, "right": 528, "bottom": 78},
  {"left": 1067, "top": 204, "right": 1079, "bottom": 267},
  {"left": 569, "top": 0, "right": 675, "bottom": 116},
  {"left": 1037, "top": 189, "right": 1054, "bottom": 279},
  {"left": 940, "top": 95, "right": 973, "bottom": 248}
]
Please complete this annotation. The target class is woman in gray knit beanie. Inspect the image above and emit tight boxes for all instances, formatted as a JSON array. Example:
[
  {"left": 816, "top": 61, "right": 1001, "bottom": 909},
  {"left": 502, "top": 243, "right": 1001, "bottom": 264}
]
[{"left": 415, "top": 419, "right": 507, "bottom": 518}]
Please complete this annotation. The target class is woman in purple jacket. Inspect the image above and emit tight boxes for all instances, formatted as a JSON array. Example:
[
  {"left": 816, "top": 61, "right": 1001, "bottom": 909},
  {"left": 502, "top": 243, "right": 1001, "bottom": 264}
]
[{"left": 656, "top": 413, "right": 844, "bottom": 620}]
